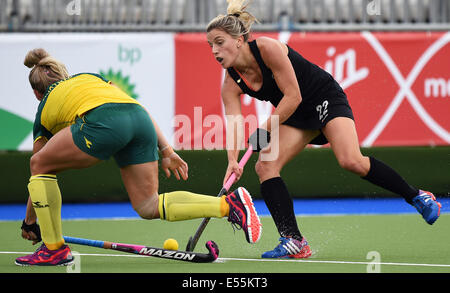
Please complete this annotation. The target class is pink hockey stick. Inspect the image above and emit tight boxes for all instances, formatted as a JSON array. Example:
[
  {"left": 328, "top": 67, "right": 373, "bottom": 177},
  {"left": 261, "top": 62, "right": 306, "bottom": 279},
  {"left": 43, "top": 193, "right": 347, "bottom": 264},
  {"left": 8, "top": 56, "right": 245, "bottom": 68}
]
[{"left": 185, "top": 146, "right": 254, "bottom": 251}]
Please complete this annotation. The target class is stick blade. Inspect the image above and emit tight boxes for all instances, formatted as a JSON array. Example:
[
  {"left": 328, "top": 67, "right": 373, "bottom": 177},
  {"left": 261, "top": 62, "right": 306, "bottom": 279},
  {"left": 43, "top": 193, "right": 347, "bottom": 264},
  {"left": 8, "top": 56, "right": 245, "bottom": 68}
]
[{"left": 205, "top": 240, "right": 219, "bottom": 261}]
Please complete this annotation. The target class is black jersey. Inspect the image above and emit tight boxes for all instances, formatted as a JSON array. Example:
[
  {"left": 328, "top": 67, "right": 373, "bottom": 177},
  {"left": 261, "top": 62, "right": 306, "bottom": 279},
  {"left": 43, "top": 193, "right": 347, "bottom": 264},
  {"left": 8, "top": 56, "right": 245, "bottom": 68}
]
[
  {"left": 227, "top": 39, "right": 347, "bottom": 107},
  {"left": 227, "top": 39, "right": 354, "bottom": 145}
]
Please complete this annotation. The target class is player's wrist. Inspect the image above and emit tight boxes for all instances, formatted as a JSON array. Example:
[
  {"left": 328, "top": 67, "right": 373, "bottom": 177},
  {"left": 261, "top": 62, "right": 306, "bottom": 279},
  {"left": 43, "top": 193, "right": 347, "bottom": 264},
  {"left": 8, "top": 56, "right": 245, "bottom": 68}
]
[
  {"left": 227, "top": 153, "right": 239, "bottom": 164},
  {"left": 160, "top": 145, "right": 174, "bottom": 157},
  {"left": 24, "top": 218, "right": 36, "bottom": 225}
]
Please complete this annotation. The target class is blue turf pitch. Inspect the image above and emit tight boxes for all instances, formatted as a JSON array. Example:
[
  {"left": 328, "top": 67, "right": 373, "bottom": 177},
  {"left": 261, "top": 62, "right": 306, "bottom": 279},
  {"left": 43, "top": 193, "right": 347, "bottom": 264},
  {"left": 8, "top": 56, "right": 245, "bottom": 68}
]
[{"left": 1, "top": 198, "right": 449, "bottom": 221}]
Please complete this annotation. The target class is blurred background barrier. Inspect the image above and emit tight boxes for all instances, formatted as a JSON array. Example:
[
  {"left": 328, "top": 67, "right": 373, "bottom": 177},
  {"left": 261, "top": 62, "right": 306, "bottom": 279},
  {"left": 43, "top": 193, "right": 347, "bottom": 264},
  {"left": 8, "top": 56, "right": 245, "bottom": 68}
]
[
  {"left": 1, "top": 146, "right": 449, "bottom": 203},
  {"left": 1, "top": 0, "right": 449, "bottom": 32},
  {"left": 2, "top": 31, "right": 449, "bottom": 151}
]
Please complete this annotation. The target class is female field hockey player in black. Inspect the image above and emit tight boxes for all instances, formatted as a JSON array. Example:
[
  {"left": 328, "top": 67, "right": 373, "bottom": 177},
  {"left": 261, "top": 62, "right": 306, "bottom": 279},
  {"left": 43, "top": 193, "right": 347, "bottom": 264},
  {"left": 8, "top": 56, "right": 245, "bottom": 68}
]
[
  {"left": 207, "top": 0, "right": 441, "bottom": 259},
  {"left": 16, "top": 48, "right": 262, "bottom": 266}
]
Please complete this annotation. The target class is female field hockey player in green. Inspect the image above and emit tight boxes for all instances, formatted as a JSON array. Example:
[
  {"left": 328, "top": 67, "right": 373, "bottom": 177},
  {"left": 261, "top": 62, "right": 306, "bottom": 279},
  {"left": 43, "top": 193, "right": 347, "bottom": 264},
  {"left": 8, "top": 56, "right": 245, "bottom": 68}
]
[
  {"left": 16, "top": 48, "right": 262, "bottom": 266},
  {"left": 207, "top": 0, "right": 442, "bottom": 259}
]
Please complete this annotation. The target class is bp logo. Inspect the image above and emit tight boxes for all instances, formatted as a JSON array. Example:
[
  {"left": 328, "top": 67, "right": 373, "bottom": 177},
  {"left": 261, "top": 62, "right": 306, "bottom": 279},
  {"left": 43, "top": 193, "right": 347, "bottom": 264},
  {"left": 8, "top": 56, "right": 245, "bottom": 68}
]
[
  {"left": 99, "top": 69, "right": 139, "bottom": 100},
  {"left": 0, "top": 108, "right": 33, "bottom": 150}
]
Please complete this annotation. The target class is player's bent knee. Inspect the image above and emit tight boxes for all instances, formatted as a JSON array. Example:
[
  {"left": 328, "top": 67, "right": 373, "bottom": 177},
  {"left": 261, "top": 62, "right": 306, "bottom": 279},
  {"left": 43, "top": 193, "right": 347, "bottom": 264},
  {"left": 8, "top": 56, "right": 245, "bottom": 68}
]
[
  {"left": 254, "top": 160, "right": 267, "bottom": 177},
  {"left": 133, "top": 195, "right": 159, "bottom": 220},
  {"left": 338, "top": 157, "right": 367, "bottom": 176},
  {"left": 30, "top": 153, "right": 49, "bottom": 175},
  {"left": 255, "top": 160, "right": 279, "bottom": 179}
]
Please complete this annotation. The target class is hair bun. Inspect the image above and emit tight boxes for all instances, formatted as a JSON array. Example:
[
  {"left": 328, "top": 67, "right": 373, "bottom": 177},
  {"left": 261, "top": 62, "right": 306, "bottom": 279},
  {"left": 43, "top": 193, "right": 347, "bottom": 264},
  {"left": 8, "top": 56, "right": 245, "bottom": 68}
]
[{"left": 24, "top": 48, "right": 50, "bottom": 68}]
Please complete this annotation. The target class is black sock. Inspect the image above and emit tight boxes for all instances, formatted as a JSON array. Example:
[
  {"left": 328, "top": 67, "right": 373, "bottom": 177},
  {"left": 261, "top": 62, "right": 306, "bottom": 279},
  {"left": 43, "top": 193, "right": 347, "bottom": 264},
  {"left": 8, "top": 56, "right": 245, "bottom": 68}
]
[
  {"left": 260, "top": 177, "right": 302, "bottom": 241},
  {"left": 362, "top": 157, "right": 419, "bottom": 204}
]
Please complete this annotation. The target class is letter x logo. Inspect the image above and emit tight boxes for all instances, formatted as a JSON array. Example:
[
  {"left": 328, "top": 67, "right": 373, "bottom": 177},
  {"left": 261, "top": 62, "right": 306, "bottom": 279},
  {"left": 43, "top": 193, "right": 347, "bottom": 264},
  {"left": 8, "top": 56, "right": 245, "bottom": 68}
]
[{"left": 361, "top": 31, "right": 450, "bottom": 146}]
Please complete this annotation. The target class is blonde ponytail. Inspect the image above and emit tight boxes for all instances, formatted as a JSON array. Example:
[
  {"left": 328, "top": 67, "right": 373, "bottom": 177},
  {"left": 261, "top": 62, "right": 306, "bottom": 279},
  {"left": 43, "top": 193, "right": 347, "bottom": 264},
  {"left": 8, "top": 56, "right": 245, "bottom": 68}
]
[
  {"left": 207, "top": 0, "right": 257, "bottom": 42},
  {"left": 24, "top": 48, "right": 70, "bottom": 94}
]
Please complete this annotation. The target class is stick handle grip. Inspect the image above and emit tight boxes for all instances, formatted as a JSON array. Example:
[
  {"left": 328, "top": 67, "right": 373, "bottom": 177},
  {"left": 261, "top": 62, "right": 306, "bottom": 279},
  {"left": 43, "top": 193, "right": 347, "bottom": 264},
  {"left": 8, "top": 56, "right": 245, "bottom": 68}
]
[
  {"left": 223, "top": 145, "right": 253, "bottom": 192},
  {"left": 64, "top": 236, "right": 105, "bottom": 248}
]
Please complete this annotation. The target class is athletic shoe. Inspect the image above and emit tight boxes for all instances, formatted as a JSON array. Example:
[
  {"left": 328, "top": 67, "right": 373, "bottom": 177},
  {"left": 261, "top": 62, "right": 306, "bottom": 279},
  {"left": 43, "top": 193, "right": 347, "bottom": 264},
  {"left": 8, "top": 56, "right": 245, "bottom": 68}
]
[
  {"left": 15, "top": 243, "right": 74, "bottom": 266},
  {"left": 262, "top": 237, "right": 312, "bottom": 259},
  {"left": 411, "top": 190, "right": 442, "bottom": 225},
  {"left": 226, "top": 187, "right": 262, "bottom": 244}
]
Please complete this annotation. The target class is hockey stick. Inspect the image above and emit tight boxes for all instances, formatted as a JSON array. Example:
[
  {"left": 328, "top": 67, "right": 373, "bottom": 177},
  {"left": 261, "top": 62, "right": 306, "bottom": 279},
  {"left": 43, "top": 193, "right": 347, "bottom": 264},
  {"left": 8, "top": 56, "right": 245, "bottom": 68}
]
[
  {"left": 64, "top": 236, "right": 219, "bottom": 263},
  {"left": 185, "top": 145, "right": 254, "bottom": 252}
]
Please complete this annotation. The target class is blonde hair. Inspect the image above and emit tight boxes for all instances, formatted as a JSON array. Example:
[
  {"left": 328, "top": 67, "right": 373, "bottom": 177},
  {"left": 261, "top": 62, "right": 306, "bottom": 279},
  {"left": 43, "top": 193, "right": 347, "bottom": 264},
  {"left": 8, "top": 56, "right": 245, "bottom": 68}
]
[
  {"left": 207, "top": 0, "right": 257, "bottom": 42},
  {"left": 24, "top": 48, "right": 70, "bottom": 95}
]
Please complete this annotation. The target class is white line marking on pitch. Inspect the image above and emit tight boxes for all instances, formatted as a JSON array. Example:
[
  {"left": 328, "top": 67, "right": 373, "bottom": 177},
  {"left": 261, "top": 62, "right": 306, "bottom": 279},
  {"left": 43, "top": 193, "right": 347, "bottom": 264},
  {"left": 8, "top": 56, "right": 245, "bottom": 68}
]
[
  {"left": 2, "top": 251, "right": 449, "bottom": 268},
  {"left": 216, "top": 257, "right": 450, "bottom": 268}
]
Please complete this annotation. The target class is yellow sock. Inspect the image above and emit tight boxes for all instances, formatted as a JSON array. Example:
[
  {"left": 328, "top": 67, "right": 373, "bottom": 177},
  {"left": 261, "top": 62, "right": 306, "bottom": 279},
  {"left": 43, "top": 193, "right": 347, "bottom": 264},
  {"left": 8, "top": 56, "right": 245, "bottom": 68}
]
[
  {"left": 28, "top": 174, "right": 64, "bottom": 250},
  {"left": 158, "top": 191, "right": 229, "bottom": 222}
]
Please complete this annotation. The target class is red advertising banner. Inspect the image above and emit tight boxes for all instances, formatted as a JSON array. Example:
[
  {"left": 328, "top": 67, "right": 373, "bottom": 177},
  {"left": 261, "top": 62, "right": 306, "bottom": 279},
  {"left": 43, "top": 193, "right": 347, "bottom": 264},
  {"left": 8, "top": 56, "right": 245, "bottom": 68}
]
[{"left": 175, "top": 32, "right": 450, "bottom": 149}]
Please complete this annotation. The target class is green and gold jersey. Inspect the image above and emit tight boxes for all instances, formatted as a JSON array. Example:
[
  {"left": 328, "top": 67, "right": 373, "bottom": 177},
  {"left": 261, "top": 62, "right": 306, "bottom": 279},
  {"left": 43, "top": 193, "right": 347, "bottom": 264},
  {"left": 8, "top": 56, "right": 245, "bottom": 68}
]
[{"left": 33, "top": 73, "right": 140, "bottom": 142}]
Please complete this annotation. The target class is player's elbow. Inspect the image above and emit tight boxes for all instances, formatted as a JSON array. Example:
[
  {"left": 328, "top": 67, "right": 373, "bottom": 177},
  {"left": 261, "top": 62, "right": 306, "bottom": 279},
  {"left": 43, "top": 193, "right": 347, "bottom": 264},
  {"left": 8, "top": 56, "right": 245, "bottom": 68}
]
[{"left": 292, "top": 94, "right": 302, "bottom": 107}]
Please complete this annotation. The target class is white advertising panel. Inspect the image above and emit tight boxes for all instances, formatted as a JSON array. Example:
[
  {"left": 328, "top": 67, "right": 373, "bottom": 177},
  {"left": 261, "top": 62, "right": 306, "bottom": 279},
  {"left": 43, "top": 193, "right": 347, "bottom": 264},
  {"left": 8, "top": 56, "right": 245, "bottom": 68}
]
[{"left": 0, "top": 33, "right": 175, "bottom": 150}]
